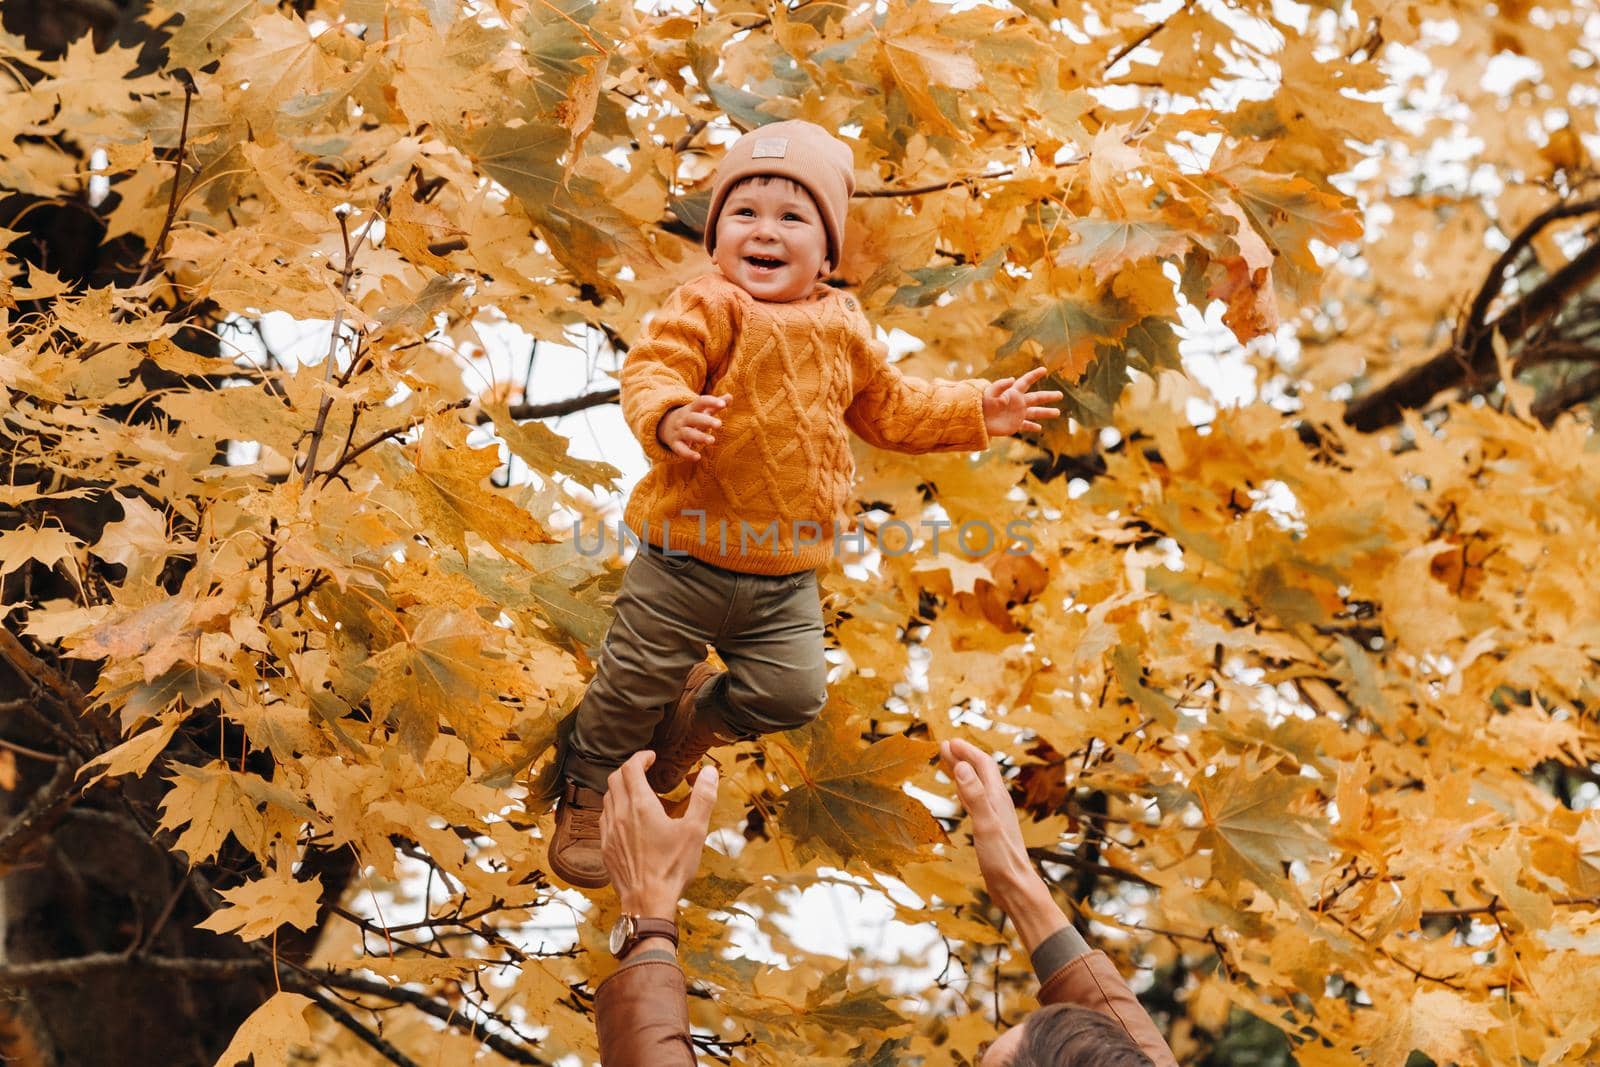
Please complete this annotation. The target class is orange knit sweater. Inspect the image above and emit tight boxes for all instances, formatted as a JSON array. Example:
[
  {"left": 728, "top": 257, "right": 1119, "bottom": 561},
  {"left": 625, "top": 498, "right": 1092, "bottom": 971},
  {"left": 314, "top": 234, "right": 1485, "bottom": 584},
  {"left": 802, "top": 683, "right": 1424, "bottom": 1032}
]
[{"left": 619, "top": 268, "right": 990, "bottom": 574}]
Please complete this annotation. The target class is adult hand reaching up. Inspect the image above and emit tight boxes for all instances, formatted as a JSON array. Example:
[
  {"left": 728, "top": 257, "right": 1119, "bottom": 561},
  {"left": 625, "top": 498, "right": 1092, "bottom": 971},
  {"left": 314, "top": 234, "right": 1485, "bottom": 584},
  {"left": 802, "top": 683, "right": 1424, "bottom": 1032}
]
[
  {"left": 601, "top": 751, "right": 719, "bottom": 920},
  {"left": 939, "top": 737, "right": 1072, "bottom": 953}
]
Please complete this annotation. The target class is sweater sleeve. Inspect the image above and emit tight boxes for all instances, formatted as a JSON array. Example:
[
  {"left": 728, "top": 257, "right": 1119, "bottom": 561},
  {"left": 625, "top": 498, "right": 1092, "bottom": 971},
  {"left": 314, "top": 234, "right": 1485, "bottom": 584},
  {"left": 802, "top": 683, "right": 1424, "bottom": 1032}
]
[
  {"left": 594, "top": 956, "right": 697, "bottom": 1067},
  {"left": 1037, "top": 951, "right": 1179, "bottom": 1067},
  {"left": 621, "top": 278, "right": 733, "bottom": 465},
  {"left": 844, "top": 335, "right": 990, "bottom": 455}
]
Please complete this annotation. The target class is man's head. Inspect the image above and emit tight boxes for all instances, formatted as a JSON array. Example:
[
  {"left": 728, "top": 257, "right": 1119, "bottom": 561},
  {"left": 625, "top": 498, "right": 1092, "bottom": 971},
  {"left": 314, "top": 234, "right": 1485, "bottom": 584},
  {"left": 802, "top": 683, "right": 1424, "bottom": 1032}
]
[
  {"left": 980, "top": 1004, "right": 1155, "bottom": 1067},
  {"left": 703, "top": 120, "right": 854, "bottom": 301}
]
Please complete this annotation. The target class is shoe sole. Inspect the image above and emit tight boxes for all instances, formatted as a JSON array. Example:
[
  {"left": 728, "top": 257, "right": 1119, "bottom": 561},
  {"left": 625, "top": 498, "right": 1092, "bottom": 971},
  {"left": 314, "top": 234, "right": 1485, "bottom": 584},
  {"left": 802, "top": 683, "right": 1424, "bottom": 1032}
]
[{"left": 548, "top": 857, "right": 611, "bottom": 890}]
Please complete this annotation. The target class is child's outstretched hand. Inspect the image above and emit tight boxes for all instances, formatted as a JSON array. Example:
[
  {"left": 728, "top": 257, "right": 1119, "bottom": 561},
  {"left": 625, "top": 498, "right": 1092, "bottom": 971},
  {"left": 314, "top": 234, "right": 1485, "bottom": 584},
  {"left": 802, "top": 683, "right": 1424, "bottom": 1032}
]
[
  {"left": 658, "top": 394, "right": 728, "bottom": 461},
  {"left": 982, "top": 367, "right": 1063, "bottom": 437}
]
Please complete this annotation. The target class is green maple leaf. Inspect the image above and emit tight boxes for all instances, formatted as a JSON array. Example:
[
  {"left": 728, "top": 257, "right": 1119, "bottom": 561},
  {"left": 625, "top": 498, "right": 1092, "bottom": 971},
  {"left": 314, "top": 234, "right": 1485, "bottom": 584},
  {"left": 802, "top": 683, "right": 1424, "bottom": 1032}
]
[
  {"left": 469, "top": 120, "right": 567, "bottom": 208},
  {"left": 993, "top": 291, "right": 1132, "bottom": 381},
  {"left": 436, "top": 543, "right": 616, "bottom": 652},
  {"left": 522, "top": 0, "right": 604, "bottom": 116},
  {"left": 889, "top": 250, "right": 1003, "bottom": 308},
  {"left": 1039, "top": 316, "right": 1181, "bottom": 430},
  {"left": 771, "top": 703, "right": 944, "bottom": 867},
  {"left": 1190, "top": 756, "right": 1330, "bottom": 903},
  {"left": 728, "top": 964, "right": 912, "bottom": 1048},
  {"left": 1058, "top": 218, "right": 1187, "bottom": 281},
  {"left": 366, "top": 609, "right": 504, "bottom": 759},
  {"left": 801, "top": 966, "right": 913, "bottom": 1033},
  {"left": 1230, "top": 173, "right": 1362, "bottom": 297}
]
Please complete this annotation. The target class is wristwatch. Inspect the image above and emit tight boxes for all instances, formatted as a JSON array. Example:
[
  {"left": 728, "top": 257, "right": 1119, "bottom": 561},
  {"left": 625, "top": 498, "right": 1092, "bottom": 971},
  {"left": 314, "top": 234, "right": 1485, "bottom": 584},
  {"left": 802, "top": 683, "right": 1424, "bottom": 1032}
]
[{"left": 608, "top": 914, "right": 679, "bottom": 958}]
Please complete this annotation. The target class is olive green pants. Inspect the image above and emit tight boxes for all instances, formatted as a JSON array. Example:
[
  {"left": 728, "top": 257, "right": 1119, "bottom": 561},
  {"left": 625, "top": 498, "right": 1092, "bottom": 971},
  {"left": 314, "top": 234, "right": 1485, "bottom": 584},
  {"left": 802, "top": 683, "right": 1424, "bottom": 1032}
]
[{"left": 560, "top": 542, "right": 827, "bottom": 793}]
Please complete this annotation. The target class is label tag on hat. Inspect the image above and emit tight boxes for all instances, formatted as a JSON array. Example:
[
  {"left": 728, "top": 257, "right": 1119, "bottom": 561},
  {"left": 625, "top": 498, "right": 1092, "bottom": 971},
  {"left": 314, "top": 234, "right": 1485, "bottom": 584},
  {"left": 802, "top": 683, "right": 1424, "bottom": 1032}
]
[{"left": 751, "top": 138, "right": 789, "bottom": 159}]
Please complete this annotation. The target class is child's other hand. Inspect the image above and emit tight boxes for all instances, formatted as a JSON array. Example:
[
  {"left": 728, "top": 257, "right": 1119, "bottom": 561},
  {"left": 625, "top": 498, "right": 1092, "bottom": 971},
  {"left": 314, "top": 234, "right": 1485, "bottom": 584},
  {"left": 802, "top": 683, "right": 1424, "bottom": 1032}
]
[
  {"left": 657, "top": 394, "right": 728, "bottom": 461},
  {"left": 982, "top": 367, "right": 1063, "bottom": 437}
]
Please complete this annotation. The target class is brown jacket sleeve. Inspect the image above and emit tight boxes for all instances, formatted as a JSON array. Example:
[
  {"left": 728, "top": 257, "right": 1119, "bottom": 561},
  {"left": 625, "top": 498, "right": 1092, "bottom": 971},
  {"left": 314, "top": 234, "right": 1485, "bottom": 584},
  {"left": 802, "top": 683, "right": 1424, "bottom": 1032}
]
[
  {"left": 593, "top": 957, "right": 697, "bottom": 1067},
  {"left": 1037, "top": 950, "right": 1179, "bottom": 1067}
]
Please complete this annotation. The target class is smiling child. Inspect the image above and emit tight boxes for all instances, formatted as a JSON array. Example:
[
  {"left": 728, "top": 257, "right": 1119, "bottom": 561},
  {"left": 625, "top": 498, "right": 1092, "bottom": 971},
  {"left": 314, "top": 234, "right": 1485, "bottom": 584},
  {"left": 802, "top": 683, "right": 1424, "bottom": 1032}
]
[{"left": 548, "top": 120, "right": 1062, "bottom": 888}]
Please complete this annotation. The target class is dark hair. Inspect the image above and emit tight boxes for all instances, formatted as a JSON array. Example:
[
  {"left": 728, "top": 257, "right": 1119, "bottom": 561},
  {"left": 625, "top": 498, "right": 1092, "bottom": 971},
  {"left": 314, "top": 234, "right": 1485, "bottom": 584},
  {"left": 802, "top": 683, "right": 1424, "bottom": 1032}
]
[
  {"left": 726, "top": 173, "right": 816, "bottom": 203},
  {"left": 1008, "top": 1004, "right": 1155, "bottom": 1067}
]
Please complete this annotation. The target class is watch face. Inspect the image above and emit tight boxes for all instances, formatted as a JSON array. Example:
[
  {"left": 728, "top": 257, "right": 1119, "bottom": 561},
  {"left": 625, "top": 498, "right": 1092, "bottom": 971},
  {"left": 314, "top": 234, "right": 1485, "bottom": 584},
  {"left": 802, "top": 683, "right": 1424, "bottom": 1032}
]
[{"left": 609, "top": 915, "right": 634, "bottom": 956}]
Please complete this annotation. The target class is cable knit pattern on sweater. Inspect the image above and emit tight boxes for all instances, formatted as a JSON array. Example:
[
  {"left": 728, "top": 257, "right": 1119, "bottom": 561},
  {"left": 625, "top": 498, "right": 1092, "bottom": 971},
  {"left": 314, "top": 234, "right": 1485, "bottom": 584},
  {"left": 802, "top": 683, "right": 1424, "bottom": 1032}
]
[{"left": 620, "top": 269, "right": 990, "bottom": 574}]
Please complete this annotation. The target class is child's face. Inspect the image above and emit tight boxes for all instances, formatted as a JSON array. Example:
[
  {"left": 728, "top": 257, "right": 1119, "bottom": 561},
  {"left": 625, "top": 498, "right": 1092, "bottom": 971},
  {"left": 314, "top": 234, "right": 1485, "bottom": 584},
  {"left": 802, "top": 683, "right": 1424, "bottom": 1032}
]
[{"left": 712, "top": 178, "right": 831, "bottom": 303}]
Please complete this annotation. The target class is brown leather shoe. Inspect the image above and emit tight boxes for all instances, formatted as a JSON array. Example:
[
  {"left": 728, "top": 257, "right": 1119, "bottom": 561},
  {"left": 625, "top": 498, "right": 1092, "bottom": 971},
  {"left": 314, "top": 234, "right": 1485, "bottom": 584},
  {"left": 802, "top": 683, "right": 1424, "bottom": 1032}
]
[
  {"left": 646, "top": 661, "right": 732, "bottom": 794},
  {"left": 548, "top": 781, "right": 610, "bottom": 889}
]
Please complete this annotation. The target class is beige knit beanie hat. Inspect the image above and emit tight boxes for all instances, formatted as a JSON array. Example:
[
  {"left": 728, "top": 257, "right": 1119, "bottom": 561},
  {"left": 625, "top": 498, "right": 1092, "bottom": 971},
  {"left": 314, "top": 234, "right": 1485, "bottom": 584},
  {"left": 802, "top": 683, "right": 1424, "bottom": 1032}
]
[{"left": 703, "top": 120, "right": 856, "bottom": 268}]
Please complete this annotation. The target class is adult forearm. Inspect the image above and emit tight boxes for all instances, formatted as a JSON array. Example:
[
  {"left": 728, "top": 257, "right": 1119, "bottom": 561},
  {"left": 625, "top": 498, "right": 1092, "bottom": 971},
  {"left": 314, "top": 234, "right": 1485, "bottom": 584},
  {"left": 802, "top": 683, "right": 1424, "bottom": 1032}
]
[{"left": 993, "top": 871, "right": 1074, "bottom": 955}]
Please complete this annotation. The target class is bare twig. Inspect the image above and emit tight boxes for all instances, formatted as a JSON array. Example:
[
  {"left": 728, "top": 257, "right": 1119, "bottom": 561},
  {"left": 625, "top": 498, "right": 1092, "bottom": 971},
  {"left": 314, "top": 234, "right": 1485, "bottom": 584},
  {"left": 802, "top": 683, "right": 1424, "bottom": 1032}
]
[
  {"left": 310, "top": 968, "right": 551, "bottom": 1066},
  {"left": 1533, "top": 366, "right": 1600, "bottom": 425},
  {"left": 261, "top": 518, "right": 277, "bottom": 621},
  {"left": 301, "top": 192, "right": 391, "bottom": 485},
  {"left": 262, "top": 571, "right": 330, "bottom": 616},
  {"left": 482, "top": 387, "right": 621, "bottom": 424},
  {"left": 1103, "top": 0, "right": 1193, "bottom": 75},
  {"left": 0, "top": 736, "right": 63, "bottom": 763},
  {"left": 1420, "top": 894, "right": 1600, "bottom": 920},
  {"left": 304, "top": 988, "right": 423, "bottom": 1067},
  {"left": 129, "top": 78, "right": 196, "bottom": 294},
  {"left": 856, "top": 169, "right": 1019, "bottom": 199},
  {"left": 321, "top": 424, "right": 411, "bottom": 485},
  {"left": 0, "top": 760, "right": 79, "bottom": 865}
]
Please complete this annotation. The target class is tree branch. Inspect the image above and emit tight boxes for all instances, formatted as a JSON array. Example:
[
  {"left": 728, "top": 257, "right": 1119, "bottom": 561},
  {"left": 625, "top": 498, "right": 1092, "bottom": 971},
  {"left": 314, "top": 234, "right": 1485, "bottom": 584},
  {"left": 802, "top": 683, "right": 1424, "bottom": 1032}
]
[
  {"left": 1028, "top": 847, "right": 1159, "bottom": 889},
  {"left": 1345, "top": 210, "right": 1600, "bottom": 431},
  {"left": 490, "top": 387, "right": 621, "bottom": 424},
  {"left": 1420, "top": 894, "right": 1600, "bottom": 921},
  {"left": 1533, "top": 366, "right": 1600, "bottom": 425},
  {"left": 301, "top": 193, "right": 390, "bottom": 485},
  {"left": 1102, "top": 0, "right": 1192, "bottom": 75},
  {"left": 309, "top": 969, "right": 551, "bottom": 1067},
  {"left": 0, "top": 760, "right": 80, "bottom": 866},
  {"left": 262, "top": 571, "right": 330, "bottom": 617},
  {"left": 0, "top": 953, "right": 552, "bottom": 1066},
  {"left": 304, "top": 988, "right": 423, "bottom": 1067},
  {"left": 0, "top": 623, "right": 91, "bottom": 722},
  {"left": 1463, "top": 198, "right": 1600, "bottom": 341},
  {"left": 0, "top": 953, "right": 268, "bottom": 989}
]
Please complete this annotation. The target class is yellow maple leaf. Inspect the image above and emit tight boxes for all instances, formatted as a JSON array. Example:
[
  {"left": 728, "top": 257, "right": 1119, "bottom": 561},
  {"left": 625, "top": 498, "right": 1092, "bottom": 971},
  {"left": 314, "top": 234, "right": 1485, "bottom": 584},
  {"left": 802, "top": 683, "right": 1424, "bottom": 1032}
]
[
  {"left": 210, "top": 992, "right": 314, "bottom": 1067},
  {"left": 196, "top": 867, "right": 323, "bottom": 941}
]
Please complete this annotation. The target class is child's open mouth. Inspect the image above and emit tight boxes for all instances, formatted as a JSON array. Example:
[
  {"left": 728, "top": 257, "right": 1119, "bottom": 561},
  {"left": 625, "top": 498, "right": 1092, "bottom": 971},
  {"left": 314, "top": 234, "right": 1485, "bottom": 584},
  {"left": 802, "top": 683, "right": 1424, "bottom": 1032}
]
[{"left": 745, "top": 255, "right": 786, "bottom": 273}]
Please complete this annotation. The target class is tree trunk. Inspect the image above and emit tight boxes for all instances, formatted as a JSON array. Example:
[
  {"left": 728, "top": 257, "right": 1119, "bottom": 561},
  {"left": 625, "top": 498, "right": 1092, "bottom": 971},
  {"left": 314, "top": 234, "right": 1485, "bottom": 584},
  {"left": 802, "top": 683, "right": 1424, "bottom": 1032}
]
[{"left": 0, "top": 4, "right": 292, "bottom": 1063}]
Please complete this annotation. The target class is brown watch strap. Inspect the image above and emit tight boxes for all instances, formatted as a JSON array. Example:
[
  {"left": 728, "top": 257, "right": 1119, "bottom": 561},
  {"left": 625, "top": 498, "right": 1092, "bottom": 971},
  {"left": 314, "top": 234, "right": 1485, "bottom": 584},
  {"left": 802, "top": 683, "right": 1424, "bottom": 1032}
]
[{"left": 630, "top": 917, "right": 678, "bottom": 950}]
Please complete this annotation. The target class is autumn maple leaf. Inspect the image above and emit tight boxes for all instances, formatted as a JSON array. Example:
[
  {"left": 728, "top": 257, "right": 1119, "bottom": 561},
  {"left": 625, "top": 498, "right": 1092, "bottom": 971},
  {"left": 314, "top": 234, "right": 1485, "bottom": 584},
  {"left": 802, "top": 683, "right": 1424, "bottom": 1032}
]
[{"left": 770, "top": 702, "right": 945, "bottom": 867}]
